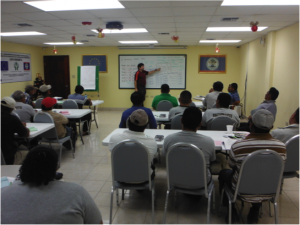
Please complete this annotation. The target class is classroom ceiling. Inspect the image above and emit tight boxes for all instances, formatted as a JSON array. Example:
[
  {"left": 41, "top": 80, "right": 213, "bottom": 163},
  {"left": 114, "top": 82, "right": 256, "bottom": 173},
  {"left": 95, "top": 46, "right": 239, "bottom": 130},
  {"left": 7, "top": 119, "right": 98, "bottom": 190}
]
[{"left": 1, "top": 0, "right": 299, "bottom": 47}]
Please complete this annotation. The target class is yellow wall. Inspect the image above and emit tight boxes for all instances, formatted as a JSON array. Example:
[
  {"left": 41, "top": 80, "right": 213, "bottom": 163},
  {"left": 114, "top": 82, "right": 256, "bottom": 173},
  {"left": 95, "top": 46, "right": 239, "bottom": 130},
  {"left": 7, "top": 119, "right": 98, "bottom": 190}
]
[
  {"left": 1, "top": 41, "right": 43, "bottom": 97},
  {"left": 239, "top": 22, "right": 299, "bottom": 128},
  {"left": 40, "top": 45, "right": 241, "bottom": 108}
]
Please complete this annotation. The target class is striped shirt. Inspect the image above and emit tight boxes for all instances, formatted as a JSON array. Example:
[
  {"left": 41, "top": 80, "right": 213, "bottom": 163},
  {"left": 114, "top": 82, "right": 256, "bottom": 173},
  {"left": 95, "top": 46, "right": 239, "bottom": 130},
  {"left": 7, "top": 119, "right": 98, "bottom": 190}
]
[{"left": 229, "top": 133, "right": 286, "bottom": 203}]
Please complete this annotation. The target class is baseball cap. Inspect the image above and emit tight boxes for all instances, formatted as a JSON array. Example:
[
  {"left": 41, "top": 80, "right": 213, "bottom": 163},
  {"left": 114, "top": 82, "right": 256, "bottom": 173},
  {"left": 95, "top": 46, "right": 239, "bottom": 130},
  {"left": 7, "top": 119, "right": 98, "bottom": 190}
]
[
  {"left": 40, "top": 85, "right": 51, "bottom": 92},
  {"left": 251, "top": 109, "right": 274, "bottom": 130},
  {"left": 42, "top": 97, "right": 57, "bottom": 108},
  {"left": 130, "top": 109, "right": 148, "bottom": 126},
  {"left": 1, "top": 97, "right": 16, "bottom": 109},
  {"left": 25, "top": 85, "right": 37, "bottom": 92}
]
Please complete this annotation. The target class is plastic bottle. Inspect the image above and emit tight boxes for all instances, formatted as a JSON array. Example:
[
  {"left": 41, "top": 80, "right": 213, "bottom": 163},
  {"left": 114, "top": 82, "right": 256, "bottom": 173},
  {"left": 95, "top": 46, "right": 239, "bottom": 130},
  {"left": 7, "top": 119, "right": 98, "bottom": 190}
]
[{"left": 85, "top": 94, "right": 87, "bottom": 99}]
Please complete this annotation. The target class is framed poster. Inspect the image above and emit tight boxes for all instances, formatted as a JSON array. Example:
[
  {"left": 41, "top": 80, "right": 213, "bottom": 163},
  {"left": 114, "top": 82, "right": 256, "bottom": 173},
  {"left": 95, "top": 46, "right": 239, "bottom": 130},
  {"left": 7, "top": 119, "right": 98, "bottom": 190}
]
[
  {"left": 82, "top": 54, "right": 107, "bottom": 73},
  {"left": 199, "top": 54, "right": 226, "bottom": 74}
]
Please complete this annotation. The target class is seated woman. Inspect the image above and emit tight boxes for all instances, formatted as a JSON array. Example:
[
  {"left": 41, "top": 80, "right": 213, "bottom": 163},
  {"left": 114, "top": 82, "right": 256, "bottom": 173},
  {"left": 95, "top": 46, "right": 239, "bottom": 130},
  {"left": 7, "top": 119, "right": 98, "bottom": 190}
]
[
  {"left": 68, "top": 85, "right": 92, "bottom": 135},
  {"left": 1, "top": 146, "right": 102, "bottom": 224}
]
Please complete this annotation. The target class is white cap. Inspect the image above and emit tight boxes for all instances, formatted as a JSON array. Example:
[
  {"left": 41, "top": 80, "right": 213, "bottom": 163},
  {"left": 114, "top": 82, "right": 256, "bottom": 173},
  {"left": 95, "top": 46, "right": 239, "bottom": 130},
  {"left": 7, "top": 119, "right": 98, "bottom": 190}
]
[
  {"left": 1, "top": 97, "right": 16, "bottom": 109},
  {"left": 40, "top": 85, "right": 51, "bottom": 92}
]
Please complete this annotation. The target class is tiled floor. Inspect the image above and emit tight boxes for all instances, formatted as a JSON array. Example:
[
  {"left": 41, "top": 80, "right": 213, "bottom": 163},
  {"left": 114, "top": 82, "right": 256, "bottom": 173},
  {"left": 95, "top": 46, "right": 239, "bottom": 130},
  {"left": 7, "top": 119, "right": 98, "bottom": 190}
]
[{"left": 56, "top": 111, "right": 299, "bottom": 224}]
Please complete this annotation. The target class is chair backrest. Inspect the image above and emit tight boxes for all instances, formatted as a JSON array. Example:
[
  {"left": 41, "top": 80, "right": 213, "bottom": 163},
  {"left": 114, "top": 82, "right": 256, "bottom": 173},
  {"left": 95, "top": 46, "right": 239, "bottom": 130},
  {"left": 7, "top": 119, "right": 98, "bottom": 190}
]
[
  {"left": 207, "top": 116, "right": 236, "bottom": 131},
  {"left": 166, "top": 143, "right": 208, "bottom": 196},
  {"left": 284, "top": 135, "right": 299, "bottom": 172},
  {"left": 189, "top": 102, "right": 196, "bottom": 107},
  {"left": 35, "top": 98, "right": 43, "bottom": 109},
  {"left": 111, "top": 140, "right": 151, "bottom": 188},
  {"left": 33, "top": 112, "right": 59, "bottom": 140},
  {"left": 171, "top": 114, "right": 183, "bottom": 129},
  {"left": 156, "top": 100, "right": 173, "bottom": 111},
  {"left": 234, "top": 149, "right": 284, "bottom": 202},
  {"left": 1, "top": 151, "right": 6, "bottom": 165},
  {"left": 62, "top": 99, "right": 78, "bottom": 109}
]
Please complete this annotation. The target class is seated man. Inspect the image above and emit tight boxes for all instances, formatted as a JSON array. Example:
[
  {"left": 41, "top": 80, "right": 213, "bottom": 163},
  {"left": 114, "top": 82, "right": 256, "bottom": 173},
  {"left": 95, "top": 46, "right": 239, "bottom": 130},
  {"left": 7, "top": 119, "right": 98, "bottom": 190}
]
[
  {"left": 203, "top": 81, "right": 223, "bottom": 109},
  {"left": 271, "top": 108, "right": 299, "bottom": 143},
  {"left": 68, "top": 85, "right": 92, "bottom": 135},
  {"left": 201, "top": 93, "right": 240, "bottom": 130},
  {"left": 1, "top": 146, "right": 102, "bottom": 224},
  {"left": 218, "top": 109, "right": 286, "bottom": 224},
  {"left": 12, "top": 90, "right": 36, "bottom": 123},
  {"left": 255, "top": 87, "right": 279, "bottom": 119},
  {"left": 228, "top": 83, "right": 240, "bottom": 106},
  {"left": 119, "top": 91, "right": 157, "bottom": 129},
  {"left": 163, "top": 107, "right": 216, "bottom": 183},
  {"left": 110, "top": 109, "right": 157, "bottom": 179},
  {"left": 1, "top": 97, "right": 29, "bottom": 165},
  {"left": 41, "top": 97, "right": 75, "bottom": 149},
  {"left": 169, "top": 90, "right": 192, "bottom": 120},
  {"left": 37, "top": 85, "right": 52, "bottom": 99},
  {"left": 151, "top": 84, "right": 178, "bottom": 110},
  {"left": 24, "top": 85, "right": 37, "bottom": 108}
]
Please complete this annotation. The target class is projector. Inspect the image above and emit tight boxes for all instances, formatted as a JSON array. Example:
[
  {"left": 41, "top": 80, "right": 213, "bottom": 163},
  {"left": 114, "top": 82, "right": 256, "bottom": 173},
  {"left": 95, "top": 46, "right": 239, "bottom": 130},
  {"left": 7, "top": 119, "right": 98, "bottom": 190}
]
[{"left": 106, "top": 22, "right": 123, "bottom": 30}]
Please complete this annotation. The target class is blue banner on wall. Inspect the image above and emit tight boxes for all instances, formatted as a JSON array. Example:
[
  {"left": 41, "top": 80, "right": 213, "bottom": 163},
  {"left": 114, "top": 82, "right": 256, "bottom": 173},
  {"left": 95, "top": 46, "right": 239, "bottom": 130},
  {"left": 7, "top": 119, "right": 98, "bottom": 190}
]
[
  {"left": 82, "top": 55, "right": 107, "bottom": 72},
  {"left": 199, "top": 55, "right": 226, "bottom": 73}
]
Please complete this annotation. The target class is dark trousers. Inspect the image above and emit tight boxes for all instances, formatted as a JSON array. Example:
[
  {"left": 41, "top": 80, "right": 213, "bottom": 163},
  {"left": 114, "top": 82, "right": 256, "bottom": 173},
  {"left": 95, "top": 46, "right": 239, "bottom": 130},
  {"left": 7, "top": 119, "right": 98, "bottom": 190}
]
[
  {"left": 218, "top": 169, "right": 261, "bottom": 210},
  {"left": 137, "top": 85, "right": 146, "bottom": 106}
]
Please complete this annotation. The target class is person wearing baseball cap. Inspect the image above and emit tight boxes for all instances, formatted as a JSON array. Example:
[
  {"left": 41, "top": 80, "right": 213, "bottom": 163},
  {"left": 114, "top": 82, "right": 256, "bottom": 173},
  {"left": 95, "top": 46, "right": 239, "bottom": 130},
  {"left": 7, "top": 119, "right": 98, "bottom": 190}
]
[
  {"left": 1, "top": 97, "right": 30, "bottom": 165},
  {"left": 109, "top": 109, "right": 157, "bottom": 180},
  {"left": 24, "top": 85, "right": 38, "bottom": 107},
  {"left": 218, "top": 109, "right": 286, "bottom": 224},
  {"left": 37, "top": 84, "right": 52, "bottom": 99},
  {"left": 41, "top": 97, "right": 75, "bottom": 150}
]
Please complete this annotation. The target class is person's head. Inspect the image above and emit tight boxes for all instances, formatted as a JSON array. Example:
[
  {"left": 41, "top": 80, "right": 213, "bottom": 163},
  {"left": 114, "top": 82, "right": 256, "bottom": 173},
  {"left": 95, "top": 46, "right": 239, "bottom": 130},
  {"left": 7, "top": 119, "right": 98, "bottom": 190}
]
[
  {"left": 1, "top": 97, "right": 16, "bottom": 113},
  {"left": 178, "top": 90, "right": 192, "bottom": 106},
  {"left": 128, "top": 109, "right": 148, "bottom": 132},
  {"left": 25, "top": 85, "right": 37, "bottom": 95},
  {"left": 181, "top": 107, "right": 202, "bottom": 131},
  {"left": 19, "top": 146, "right": 58, "bottom": 186},
  {"left": 39, "top": 85, "right": 51, "bottom": 95},
  {"left": 249, "top": 109, "right": 274, "bottom": 133},
  {"left": 216, "top": 93, "right": 231, "bottom": 108},
  {"left": 289, "top": 108, "right": 299, "bottom": 124},
  {"left": 213, "top": 81, "right": 223, "bottom": 92},
  {"left": 161, "top": 84, "right": 170, "bottom": 94},
  {"left": 41, "top": 97, "right": 57, "bottom": 110},
  {"left": 228, "top": 83, "right": 238, "bottom": 92},
  {"left": 137, "top": 63, "right": 144, "bottom": 71},
  {"left": 75, "top": 85, "right": 84, "bottom": 94},
  {"left": 12, "top": 90, "right": 26, "bottom": 103},
  {"left": 265, "top": 87, "right": 279, "bottom": 101},
  {"left": 130, "top": 91, "right": 144, "bottom": 106}
]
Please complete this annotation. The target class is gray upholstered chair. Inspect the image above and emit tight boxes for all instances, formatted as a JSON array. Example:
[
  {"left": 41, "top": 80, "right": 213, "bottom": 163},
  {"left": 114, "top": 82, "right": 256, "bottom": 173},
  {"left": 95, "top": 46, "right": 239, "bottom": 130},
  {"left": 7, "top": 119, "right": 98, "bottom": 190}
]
[
  {"left": 171, "top": 114, "right": 182, "bottom": 130},
  {"left": 207, "top": 116, "right": 236, "bottom": 131},
  {"left": 35, "top": 98, "right": 43, "bottom": 109},
  {"left": 156, "top": 100, "right": 173, "bottom": 111}
]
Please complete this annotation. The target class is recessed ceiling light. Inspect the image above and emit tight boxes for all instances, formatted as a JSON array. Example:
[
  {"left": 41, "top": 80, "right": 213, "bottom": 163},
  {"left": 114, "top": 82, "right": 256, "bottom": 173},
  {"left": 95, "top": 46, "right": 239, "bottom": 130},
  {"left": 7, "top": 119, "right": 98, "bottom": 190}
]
[
  {"left": 0, "top": 31, "right": 46, "bottom": 36},
  {"left": 44, "top": 42, "right": 83, "bottom": 45},
  {"left": 119, "top": 41, "right": 158, "bottom": 44},
  {"left": 206, "top": 27, "right": 268, "bottom": 32},
  {"left": 200, "top": 40, "right": 241, "bottom": 43},
  {"left": 91, "top": 28, "right": 148, "bottom": 34},
  {"left": 222, "top": 0, "right": 299, "bottom": 5},
  {"left": 25, "top": 0, "right": 124, "bottom": 11}
]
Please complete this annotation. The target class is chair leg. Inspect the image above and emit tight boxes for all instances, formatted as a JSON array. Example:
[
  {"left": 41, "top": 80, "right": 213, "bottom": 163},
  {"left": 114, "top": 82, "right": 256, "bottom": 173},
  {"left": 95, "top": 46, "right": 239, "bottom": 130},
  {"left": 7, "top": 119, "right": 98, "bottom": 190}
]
[
  {"left": 218, "top": 189, "right": 224, "bottom": 216},
  {"left": 229, "top": 201, "right": 232, "bottom": 224},
  {"left": 78, "top": 120, "right": 84, "bottom": 144},
  {"left": 158, "top": 148, "right": 161, "bottom": 164},
  {"left": 58, "top": 144, "right": 62, "bottom": 168},
  {"left": 280, "top": 178, "right": 284, "bottom": 194},
  {"left": 122, "top": 189, "right": 125, "bottom": 200},
  {"left": 69, "top": 139, "right": 75, "bottom": 158},
  {"left": 213, "top": 186, "right": 216, "bottom": 212},
  {"left": 207, "top": 192, "right": 212, "bottom": 224},
  {"left": 274, "top": 202, "right": 278, "bottom": 224},
  {"left": 109, "top": 186, "right": 114, "bottom": 224},
  {"left": 269, "top": 200, "right": 273, "bottom": 217},
  {"left": 163, "top": 190, "right": 169, "bottom": 224},
  {"left": 116, "top": 188, "right": 120, "bottom": 206},
  {"left": 260, "top": 204, "right": 263, "bottom": 218},
  {"left": 152, "top": 187, "right": 155, "bottom": 224}
]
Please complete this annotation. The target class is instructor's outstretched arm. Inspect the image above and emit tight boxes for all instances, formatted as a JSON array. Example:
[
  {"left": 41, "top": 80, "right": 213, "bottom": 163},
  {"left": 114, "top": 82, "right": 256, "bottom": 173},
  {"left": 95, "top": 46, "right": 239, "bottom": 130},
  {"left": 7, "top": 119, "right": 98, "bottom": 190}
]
[{"left": 148, "top": 68, "right": 161, "bottom": 75}]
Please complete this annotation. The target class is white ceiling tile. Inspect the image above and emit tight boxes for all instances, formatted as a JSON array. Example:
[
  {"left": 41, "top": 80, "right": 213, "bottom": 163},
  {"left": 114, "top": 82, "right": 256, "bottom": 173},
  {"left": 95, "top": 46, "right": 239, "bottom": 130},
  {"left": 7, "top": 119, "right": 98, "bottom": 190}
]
[
  {"left": 12, "top": 12, "right": 60, "bottom": 21},
  {"left": 210, "top": 16, "right": 250, "bottom": 22},
  {"left": 146, "top": 28, "right": 176, "bottom": 33},
  {"left": 171, "top": 1, "right": 222, "bottom": 7},
  {"left": 88, "top": 9, "right": 134, "bottom": 18},
  {"left": 175, "top": 22, "right": 209, "bottom": 28},
  {"left": 283, "top": 15, "right": 300, "bottom": 22},
  {"left": 129, "top": 8, "right": 173, "bottom": 17},
  {"left": 120, "top": 1, "right": 171, "bottom": 8},
  {"left": 1, "top": 14, "right": 24, "bottom": 22},
  {"left": 172, "top": 7, "right": 217, "bottom": 16},
  {"left": 101, "top": 17, "right": 141, "bottom": 24},
  {"left": 240, "top": 21, "right": 296, "bottom": 27},
  {"left": 208, "top": 21, "right": 244, "bottom": 26},
  {"left": 257, "top": 6, "right": 299, "bottom": 15},
  {"left": 214, "top": 6, "right": 262, "bottom": 16},
  {"left": 121, "top": 24, "right": 145, "bottom": 28},
  {"left": 48, "top": 11, "right": 98, "bottom": 20},
  {"left": 174, "top": 16, "right": 212, "bottom": 22},
  {"left": 138, "top": 17, "right": 174, "bottom": 23},
  {"left": 245, "top": 14, "right": 292, "bottom": 22},
  {"left": 1, "top": 21, "right": 45, "bottom": 28},
  {"left": 35, "top": 20, "right": 76, "bottom": 27},
  {"left": 1, "top": 2, "right": 43, "bottom": 13},
  {"left": 176, "top": 27, "right": 206, "bottom": 32},
  {"left": 143, "top": 23, "right": 176, "bottom": 28}
]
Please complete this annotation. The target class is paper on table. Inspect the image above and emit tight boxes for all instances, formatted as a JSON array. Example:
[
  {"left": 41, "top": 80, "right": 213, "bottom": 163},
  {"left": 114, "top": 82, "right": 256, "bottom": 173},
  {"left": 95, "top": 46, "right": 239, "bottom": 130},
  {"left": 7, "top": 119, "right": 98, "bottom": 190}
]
[
  {"left": 223, "top": 138, "right": 238, "bottom": 150},
  {"left": 28, "top": 127, "right": 38, "bottom": 131},
  {"left": 214, "top": 140, "right": 223, "bottom": 146}
]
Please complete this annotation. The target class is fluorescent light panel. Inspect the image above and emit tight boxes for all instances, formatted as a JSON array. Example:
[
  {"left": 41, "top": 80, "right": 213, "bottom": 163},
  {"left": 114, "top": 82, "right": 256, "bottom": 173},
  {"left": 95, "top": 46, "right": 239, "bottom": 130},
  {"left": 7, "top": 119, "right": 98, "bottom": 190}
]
[
  {"left": 119, "top": 41, "right": 158, "bottom": 44},
  {"left": 44, "top": 42, "right": 83, "bottom": 45},
  {"left": 0, "top": 31, "right": 46, "bottom": 36},
  {"left": 25, "top": 0, "right": 124, "bottom": 11},
  {"left": 206, "top": 27, "right": 268, "bottom": 32},
  {"left": 200, "top": 40, "right": 241, "bottom": 43},
  {"left": 91, "top": 28, "right": 147, "bottom": 34},
  {"left": 222, "top": 0, "right": 300, "bottom": 5}
]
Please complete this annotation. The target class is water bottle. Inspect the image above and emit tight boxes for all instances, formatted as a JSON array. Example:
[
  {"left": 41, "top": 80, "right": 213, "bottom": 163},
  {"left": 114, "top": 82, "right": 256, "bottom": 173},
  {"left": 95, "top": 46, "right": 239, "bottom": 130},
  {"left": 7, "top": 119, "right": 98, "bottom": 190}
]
[{"left": 85, "top": 94, "right": 87, "bottom": 99}]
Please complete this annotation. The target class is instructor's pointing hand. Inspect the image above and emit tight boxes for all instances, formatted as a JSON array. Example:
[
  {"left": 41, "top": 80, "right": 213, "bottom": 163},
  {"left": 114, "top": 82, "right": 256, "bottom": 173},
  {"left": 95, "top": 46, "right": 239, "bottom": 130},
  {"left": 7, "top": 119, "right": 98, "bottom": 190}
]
[{"left": 156, "top": 68, "right": 161, "bottom": 72}]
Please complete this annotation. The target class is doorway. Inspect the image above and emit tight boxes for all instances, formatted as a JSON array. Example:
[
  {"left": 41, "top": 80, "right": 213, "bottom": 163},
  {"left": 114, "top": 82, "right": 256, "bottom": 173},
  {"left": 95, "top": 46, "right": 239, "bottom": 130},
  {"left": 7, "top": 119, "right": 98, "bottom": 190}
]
[{"left": 43, "top": 55, "right": 70, "bottom": 99}]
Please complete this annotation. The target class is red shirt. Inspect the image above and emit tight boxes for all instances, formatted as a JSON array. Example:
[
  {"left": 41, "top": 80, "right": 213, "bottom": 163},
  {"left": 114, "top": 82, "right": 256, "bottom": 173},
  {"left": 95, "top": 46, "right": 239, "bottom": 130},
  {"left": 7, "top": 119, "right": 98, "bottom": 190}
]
[{"left": 135, "top": 70, "right": 149, "bottom": 86}]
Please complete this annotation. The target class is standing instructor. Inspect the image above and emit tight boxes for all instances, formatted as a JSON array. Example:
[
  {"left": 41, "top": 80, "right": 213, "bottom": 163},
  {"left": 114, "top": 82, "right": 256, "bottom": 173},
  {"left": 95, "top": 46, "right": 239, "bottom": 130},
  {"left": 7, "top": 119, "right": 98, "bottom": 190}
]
[{"left": 134, "top": 63, "right": 161, "bottom": 99}]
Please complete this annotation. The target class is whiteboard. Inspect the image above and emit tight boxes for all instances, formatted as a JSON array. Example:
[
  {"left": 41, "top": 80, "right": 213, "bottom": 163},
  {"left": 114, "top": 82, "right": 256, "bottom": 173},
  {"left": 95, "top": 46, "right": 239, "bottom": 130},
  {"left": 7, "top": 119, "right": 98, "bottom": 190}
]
[
  {"left": 119, "top": 55, "right": 186, "bottom": 89},
  {"left": 77, "top": 66, "right": 99, "bottom": 91}
]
